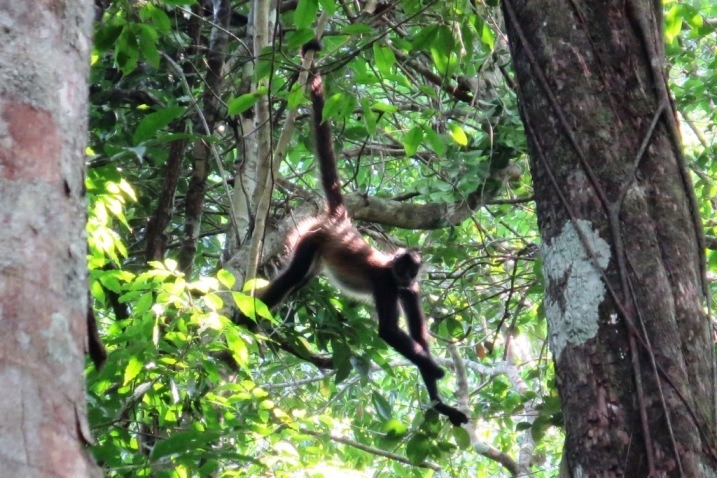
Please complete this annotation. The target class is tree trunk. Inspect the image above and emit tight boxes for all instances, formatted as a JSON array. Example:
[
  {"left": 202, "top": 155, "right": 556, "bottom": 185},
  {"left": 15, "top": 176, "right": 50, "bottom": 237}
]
[
  {"left": 503, "top": 0, "right": 717, "bottom": 475},
  {"left": 0, "top": 1, "right": 100, "bottom": 476}
]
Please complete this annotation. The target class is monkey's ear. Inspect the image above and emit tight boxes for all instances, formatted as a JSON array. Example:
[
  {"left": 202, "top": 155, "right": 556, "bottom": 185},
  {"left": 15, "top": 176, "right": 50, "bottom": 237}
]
[{"left": 301, "top": 39, "right": 322, "bottom": 55}]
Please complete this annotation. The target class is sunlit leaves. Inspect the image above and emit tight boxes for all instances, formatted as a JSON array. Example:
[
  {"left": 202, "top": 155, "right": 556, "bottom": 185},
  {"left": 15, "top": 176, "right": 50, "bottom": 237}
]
[
  {"left": 123, "top": 356, "right": 143, "bottom": 385},
  {"left": 450, "top": 124, "right": 469, "bottom": 146}
]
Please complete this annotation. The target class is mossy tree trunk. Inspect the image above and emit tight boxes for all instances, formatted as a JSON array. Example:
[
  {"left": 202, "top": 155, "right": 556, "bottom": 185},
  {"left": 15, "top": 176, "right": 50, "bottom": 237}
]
[{"left": 503, "top": 0, "right": 716, "bottom": 475}]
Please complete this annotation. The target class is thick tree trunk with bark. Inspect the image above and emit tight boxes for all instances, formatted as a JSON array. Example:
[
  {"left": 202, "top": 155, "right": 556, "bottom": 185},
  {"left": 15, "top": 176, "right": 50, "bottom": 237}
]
[
  {"left": 0, "top": 1, "right": 99, "bottom": 476},
  {"left": 503, "top": 0, "right": 717, "bottom": 475}
]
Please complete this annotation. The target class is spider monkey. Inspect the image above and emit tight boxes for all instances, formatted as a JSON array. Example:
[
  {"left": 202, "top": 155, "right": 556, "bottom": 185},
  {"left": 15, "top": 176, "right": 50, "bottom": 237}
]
[{"left": 242, "top": 42, "right": 468, "bottom": 427}]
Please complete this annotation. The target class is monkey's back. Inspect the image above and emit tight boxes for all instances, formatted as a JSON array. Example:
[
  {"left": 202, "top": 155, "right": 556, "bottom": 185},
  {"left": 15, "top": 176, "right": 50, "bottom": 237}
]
[{"left": 290, "top": 215, "right": 393, "bottom": 300}]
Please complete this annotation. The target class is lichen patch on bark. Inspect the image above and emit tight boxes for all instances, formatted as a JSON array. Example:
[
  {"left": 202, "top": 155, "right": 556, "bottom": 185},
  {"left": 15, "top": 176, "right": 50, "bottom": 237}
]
[{"left": 542, "top": 219, "right": 611, "bottom": 360}]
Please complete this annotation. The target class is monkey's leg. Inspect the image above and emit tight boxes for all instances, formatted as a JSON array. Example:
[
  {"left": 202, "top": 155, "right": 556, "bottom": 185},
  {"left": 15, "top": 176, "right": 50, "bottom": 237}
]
[
  {"left": 398, "top": 285, "right": 430, "bottom": 352},
  {"left": 375, "top": 289, "right": 445, "bottom": 381},
  {"left": 258, "top": 237, "right": 320, "bottom": 309},
  {"left": 390, "top": 288, "right": 470, "bottom": 426},
  {"left": 422, "top": 369, "right": 469, "bottom": 426}
]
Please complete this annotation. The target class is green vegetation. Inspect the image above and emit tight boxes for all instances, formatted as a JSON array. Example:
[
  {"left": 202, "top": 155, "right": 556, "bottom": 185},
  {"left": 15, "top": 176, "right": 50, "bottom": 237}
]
[{"left": 86, "top": 0, "right": 717, "bottom": 475}]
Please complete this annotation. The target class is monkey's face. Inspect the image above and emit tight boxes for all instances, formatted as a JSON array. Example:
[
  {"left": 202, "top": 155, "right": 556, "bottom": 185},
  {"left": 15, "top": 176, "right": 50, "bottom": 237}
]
[{"left": 391, "top": 249, "right": 422, "bottom": 288}]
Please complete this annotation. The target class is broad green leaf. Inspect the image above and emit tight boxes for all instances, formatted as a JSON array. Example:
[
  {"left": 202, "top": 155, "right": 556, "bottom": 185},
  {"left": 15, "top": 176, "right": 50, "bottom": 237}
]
[
  {"left": 285, "top": 28, "right": 316, "bottom": 49},
  {"left": 450, "top": 124, "right": 469, "bottom": 147},
  {"left": 118, "top": 179, "right": 137, "bottom": 201},
  {"left": 132, "top": 106, "right": 184, "bottom": 144},
  {"left": 404, "top": 126, "right": 424, "bottom": 156},
  {"left": 382, "top": 418, "right": 408, "bottom": 438},
  {"left": 295, "top": 0, "right": 318, "bottom": 29},
  {"left": 373, "top": 44, "right": 396, "bottom": 74},
  {"left": 228, "top": 93, "right": 259, "bottom": 115},
  {"left": 452, "top": 426, "right": 471, "bottom": 449},
  {"left": 370, "top": 102, "right": 398, "bottom": 114},
  {"left": 217, "top": 269, "right": 236, "bottom": 289},
  {"left": 372, "top": 391, "right": 393, "bottom": 421},
  {"left": 430, "top": 26, "right": 454, "bottom": 74},
  {"left": 481, "top": 22, "right": 495, "bottom": 50},
  {"left": 423, "top": 125, "right": 446, "bottom": 155},
  {"left": 139, "top": 5, "right": 171, "bottom": 34},
  {"left": 332, "top": 338, "right": 352, "bottom": 383},
  {"left": 225, "top": 328, "right": 250, "bottom": 371},
  {"left": 323, "top": 93, "right": 343, "bottom": 122},
  {"left": 150, "top": 431, "right": 220, "bottom": 460},
  {"left": 342, "top": 23, "right": 373, "bottom": 35},
  {"left": 665, "top": 5, "right": 682, "bottom": 43},
  {"left": 136, "top": 24, "right": 160, "bottom": 68},
  {"left": 318, "top": 0, "right": 336, "bottom": 15},
  {"left": 411, "top": 25, "right": 439, "bottom": 52},
  {"left": 123, "top": 356, "right": 143, "bottom": 384},
  {"left": 406, "top": 432, "right": 431, "bottom": 464},
  {"left": 94, "top": 20, "right": 124, "bottom": 51},
  {"left": 204, "top": 293, "right": 223, "bottom": 311},
  {"left": 115, "top": 27, "right": 139, "bottom": 75}
]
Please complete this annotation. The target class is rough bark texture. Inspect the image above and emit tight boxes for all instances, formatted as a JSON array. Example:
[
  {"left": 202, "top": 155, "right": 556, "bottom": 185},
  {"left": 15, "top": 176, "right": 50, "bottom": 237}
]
[
  {"left": 0, "top": 1, "right": 100, "bottom": 477},
  {"left": 503, "top": 0, "right": 717, "bottom": 475}
]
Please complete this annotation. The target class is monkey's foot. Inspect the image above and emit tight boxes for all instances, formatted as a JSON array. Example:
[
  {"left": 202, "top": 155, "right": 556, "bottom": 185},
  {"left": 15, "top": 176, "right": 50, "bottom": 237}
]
[{"left": 434, "top": 402, "right": 469, "bottom": 426}]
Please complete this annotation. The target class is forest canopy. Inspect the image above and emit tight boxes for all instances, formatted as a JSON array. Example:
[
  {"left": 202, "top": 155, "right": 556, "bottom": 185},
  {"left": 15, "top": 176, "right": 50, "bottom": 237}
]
[{"left": 85, "top": 0, "right": 717, "bottom": 476}]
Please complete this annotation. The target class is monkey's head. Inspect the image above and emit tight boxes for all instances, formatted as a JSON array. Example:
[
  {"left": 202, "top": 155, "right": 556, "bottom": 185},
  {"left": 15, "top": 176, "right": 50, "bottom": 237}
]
[{"left": 390, "top": 249, "right": 422, "bottom": 288}]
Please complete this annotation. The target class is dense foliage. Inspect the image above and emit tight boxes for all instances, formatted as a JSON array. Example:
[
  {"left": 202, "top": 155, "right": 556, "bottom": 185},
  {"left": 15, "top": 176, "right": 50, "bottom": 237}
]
[{"left": 85, "top": 0, "right": 717, "bottom": 476}]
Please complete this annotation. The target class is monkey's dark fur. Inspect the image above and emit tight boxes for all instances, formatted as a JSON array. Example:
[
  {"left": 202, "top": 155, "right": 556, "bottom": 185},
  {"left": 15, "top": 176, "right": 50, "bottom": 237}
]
[{"left": 243, "top": 43, "right": 468, "bottom": 427}]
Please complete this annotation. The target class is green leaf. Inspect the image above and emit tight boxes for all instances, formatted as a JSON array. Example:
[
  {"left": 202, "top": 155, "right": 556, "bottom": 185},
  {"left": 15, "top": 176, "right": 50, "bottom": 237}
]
[
  {"left": 285, "top": 28, "right": 316, "bottom": 50},
  {"left": 370, "top": 102, "right": 398, "bottom": 114},
  {"left": 204, "top": 293, "right": 223, "bottom": 311},
  {"left": 133, "top": 106, "right": 185, "bottom": 144},
  {"left": 323, "top": 93, "right": 343, "bottom": 122},
  {"left": 150, "top": 431, "right": 220, "bottom": 460},
  {"left": 373, "top": 44, "right": 396, "bottom": 74},
  {"left": 382, "top": 418, "right": 407, "bottom": 438},
  {"left": 430, "top": 26, "right": 453, "bottom": 74},
  {"left": 318, "top": 0, "right": 336, "bottom": 15},
  {"left": 372, "top": 391, "right": 393, "bottom": 421},
  {"left": 136, "top": 24, "right": 160, "bottom": 68},
  {"left": 159, "top": 0, "right": 197, "bottom": 5},
  {"left": 423, "top": 125, "right": 446, "bottom": 155},
  {"left": 411, "top": 25, "right": 439, "bottom": 52},
  {"left": 342, "top": 23, "right": 373, "bottom": 35},
  {"left": 139, "top": 5, "right": 171, "bottom": 34},
  {"left": 295, "top": 0, "right": 318, "bottom": 29},
  {"left": 450, "top": 124, "right": 468, "bottom": 147},
  {"left": 123, "top": 356, "right": 143, "bottom": 385},
  {"left": 115, "top": 27, "right": 139, "bottom": 75},
  {"left": 287, "top": 82, "right": 307, "bottom": 109},
  {"left": 406, "top": 432, "right": 431, "bottom": 464},
  {"left": 332, "top": 338, "right": 352, "bottom": 383},
  {"left": 225, "top": 328, "right": 250, "bottom": 372},
  {"left": 665, "top": 5, "right": 682, "bottom": 44},
  {"left": 228, "top": 93, "right": 259, "bottom": 115},
  {"left": 217, "top": 269, "right": 236, "bottom": 289},
  {"left": 94, "top": 20, "right": 125, "bottom": 51},
  {"left": 481, "top": 22, "right": 495, "bottom": 50},
  {"left": 452, "top": 426, "right": 471, "bottom": 449},
  {"left": 403, "top": 126, "right": 424, "bottom": 156}
]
